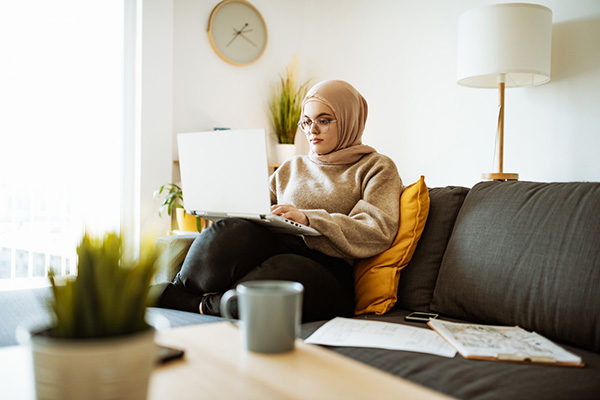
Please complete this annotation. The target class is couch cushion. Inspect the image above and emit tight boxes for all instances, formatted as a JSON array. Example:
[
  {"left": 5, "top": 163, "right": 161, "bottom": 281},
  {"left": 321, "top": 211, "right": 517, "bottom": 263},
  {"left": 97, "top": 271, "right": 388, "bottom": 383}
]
[
  {"left": 354, "top": 176, "right": 429, "bottom": 315},
  {"left": 301, "top": 311, "right": 600, "bottom": 400},
  {"left": 431, "top": 181, "right": 600, "bottom": 352},
  {"left": 154, "top": 234, "right": 199, "bottom": 283},
  {"left": 0, "top": 287, "right": 221, "bottom": 347},
  {"left": 395, "top": 186, "right": 469, "bottom": 312}
]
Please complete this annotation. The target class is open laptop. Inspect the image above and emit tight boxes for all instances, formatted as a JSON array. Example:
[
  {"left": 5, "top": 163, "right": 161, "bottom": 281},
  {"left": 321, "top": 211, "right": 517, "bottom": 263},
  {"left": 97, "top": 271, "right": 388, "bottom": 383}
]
[{"left": 177, "top": 129, "right": 321, "bottom": 236}]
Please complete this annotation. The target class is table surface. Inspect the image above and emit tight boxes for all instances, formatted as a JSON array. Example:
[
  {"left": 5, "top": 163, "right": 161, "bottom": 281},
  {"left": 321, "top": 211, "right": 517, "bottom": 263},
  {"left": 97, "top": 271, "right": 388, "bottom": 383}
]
[{"left": 1, "top": 322, "right": 453, "bottom": 400}]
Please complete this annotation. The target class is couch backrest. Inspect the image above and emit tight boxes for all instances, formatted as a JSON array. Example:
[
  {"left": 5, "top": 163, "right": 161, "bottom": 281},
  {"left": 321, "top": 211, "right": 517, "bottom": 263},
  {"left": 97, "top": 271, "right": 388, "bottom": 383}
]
[
  {"left": 430, "top": 181, "right": 600, "bottom": 353},
  {"left": 395, "top": 186, "right": 469, "bottom": 312}
]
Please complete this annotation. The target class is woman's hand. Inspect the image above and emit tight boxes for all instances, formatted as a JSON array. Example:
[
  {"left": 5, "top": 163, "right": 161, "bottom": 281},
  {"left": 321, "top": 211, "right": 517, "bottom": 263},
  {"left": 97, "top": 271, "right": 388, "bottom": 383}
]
[{"left": 271, "top": 204, "right": 309, "bottom": 226}]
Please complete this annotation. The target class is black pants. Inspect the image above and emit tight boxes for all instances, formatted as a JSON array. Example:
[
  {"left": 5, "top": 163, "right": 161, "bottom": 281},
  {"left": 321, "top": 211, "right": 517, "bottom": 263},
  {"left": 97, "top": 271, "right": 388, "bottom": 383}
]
[{"left": 156, "top": 218, "right": 355, "bottom": 322}]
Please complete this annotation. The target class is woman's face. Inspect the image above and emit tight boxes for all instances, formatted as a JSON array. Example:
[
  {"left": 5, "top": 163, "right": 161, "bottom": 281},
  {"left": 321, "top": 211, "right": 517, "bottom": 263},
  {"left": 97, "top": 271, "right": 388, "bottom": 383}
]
[{"left": 301, "top": 101, "right": 339, "bottom": 155}]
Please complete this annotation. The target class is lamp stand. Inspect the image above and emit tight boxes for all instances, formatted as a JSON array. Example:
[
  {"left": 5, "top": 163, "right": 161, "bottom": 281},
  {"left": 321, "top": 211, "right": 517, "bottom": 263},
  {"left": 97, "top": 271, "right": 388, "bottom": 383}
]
[{"left": 482, "top": 80, "right": 519, "bottom": 181}]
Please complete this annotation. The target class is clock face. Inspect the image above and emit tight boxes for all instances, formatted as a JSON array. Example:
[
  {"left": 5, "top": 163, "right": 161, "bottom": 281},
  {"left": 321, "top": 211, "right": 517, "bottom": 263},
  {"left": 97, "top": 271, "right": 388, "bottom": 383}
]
[{"left": 208, "top": 0, "right": 268, "bottom": 66}]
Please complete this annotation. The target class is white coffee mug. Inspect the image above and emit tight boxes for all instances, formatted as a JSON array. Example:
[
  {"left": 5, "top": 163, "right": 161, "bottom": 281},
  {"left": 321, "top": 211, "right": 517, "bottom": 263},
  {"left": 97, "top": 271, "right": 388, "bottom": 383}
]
[{"left": 220, "top": 280, "right": 303, "bottom": 353}]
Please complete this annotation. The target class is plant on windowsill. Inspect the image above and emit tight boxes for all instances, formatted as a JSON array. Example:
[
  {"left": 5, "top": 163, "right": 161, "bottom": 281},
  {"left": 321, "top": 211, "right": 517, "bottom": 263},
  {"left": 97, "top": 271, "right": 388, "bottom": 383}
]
[
  {"left": 17, "top": 232, "right": 162, "bottom": 400},
  {"left": 268, "top": 56, "right": 311, "bottom": 163},
  {"left": 154, "top": 183, "right": 203, "bottom": 233}
]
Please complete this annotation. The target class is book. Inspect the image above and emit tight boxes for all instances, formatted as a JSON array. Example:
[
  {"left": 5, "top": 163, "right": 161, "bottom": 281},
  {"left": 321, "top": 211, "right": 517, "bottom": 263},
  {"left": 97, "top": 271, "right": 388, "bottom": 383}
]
[{"left": 427, "top": 319, "right": 584, "bottom": 367}]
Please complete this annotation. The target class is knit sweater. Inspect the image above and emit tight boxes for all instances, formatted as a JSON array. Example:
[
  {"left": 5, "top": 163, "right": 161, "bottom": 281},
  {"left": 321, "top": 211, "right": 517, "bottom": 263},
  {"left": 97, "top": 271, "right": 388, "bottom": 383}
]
[{"left": 270, "top": 152, "right": 403, "bottom": 261}]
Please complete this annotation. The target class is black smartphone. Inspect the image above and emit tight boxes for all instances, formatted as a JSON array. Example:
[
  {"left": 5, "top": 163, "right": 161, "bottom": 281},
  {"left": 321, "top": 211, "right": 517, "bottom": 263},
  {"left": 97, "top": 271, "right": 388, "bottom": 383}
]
[
  {"left": 157, "top": 345, "right": 185, "bottom": 364},
  {"left": 404, "top": 312, "right": 439, "bottom": 322}
]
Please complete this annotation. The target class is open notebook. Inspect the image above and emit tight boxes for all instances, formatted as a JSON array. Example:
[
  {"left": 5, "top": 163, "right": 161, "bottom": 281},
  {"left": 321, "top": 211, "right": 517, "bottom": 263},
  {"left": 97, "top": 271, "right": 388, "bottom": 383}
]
[{"left": 177, "top": 129, "right": 321, "bottom": 236}]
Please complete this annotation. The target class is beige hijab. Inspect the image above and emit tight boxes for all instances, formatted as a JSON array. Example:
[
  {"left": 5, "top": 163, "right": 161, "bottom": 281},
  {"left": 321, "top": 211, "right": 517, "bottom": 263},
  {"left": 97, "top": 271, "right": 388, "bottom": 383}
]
[{"left": 302, "top": 80, "right": 376, "bottom": 165}]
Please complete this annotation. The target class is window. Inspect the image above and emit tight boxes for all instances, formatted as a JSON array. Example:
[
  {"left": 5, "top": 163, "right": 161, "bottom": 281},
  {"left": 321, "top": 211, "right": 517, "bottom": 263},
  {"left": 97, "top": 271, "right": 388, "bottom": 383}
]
[{"left": 0, "top": 1, "right": 123, "bottom": 289}]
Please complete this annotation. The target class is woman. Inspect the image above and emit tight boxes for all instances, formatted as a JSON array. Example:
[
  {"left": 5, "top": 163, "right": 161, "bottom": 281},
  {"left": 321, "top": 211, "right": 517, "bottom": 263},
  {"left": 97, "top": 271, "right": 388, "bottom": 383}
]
[{"left": 156, "top": 80, "right": 403, "bottom": 322}]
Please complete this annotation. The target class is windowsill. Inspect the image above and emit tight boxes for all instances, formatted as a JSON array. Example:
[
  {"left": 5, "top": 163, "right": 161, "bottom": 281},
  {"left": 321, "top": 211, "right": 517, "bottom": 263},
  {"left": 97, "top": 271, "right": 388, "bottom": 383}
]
[{"left": 0, "top": 278, "right": 51, "bottom": 292}]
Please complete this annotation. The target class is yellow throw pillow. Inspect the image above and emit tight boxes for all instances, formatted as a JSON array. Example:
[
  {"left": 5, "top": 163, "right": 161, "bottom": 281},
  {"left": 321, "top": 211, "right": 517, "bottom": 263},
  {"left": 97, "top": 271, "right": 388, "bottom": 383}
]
[{"left": 354, "top": 176, "right": 430, "bottom": 315}]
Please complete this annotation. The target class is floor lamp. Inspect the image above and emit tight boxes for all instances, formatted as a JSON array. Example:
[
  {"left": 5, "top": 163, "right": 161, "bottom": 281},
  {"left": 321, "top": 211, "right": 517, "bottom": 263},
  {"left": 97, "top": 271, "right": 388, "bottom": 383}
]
[{"left": 457, "top": 3, "right": 553, "bottom": 181}]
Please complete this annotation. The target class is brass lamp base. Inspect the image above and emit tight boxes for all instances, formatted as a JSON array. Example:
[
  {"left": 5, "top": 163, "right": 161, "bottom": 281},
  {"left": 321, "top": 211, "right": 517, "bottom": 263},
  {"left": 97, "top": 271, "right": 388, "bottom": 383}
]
[
  {"left": 482, "top": 172, "right": 519, "bottom": 181},
  {"left": 481, "top": 81, "right": 519, "bottom": 183}
]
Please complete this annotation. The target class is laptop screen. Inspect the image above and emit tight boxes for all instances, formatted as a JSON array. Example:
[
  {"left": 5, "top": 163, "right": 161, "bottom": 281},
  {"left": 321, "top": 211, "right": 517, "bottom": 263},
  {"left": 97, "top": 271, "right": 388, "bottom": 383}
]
[{"left": 177, "top": 129, "right": 271, "bottom": 215}]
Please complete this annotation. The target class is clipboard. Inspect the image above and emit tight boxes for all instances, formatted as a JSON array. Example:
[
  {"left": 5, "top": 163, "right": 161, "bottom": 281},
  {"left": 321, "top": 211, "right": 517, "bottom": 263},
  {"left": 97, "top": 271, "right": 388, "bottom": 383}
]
[{"left": 427, "top": 319, "right": 584, "bottom": 367}]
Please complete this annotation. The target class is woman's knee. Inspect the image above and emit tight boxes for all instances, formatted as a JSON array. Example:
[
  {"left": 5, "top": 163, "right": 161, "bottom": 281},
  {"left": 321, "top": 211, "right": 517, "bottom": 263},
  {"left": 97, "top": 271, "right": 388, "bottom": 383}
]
[
  {"left": 192, "top": 219, "right": 268, "bottom": 252},
  {"left": 238, "top": 254, "right": 354, "bottom": 322},
  {"left": 176, "top": 219, "right": 285, "bottom": 293}
]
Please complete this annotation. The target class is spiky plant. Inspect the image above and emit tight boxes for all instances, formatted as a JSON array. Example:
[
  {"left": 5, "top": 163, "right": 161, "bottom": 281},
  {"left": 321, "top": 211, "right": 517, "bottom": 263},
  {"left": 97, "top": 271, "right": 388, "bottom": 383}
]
[
  {"left": 47, "top": 232, "right": 159, "bottom": 339},
  {"left": 268, "top": 57, "right": 311, "bottom": 145}
]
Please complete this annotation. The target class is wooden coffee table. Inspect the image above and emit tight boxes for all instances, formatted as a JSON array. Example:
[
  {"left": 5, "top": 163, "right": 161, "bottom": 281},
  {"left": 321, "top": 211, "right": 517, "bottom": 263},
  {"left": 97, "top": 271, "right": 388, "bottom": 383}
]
[
  {"left": 151, "top": 322, "right": 452, "bottom": 399},
  {"left": 1, "top": 322, "right": 452, "bottom": 399}
]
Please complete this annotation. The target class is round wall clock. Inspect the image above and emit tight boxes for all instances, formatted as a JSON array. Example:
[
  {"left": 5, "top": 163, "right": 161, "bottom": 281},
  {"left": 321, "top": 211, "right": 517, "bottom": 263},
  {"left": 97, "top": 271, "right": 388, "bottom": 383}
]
[{"left": 207, "top": 0, "right": 268, "bottom": 66}]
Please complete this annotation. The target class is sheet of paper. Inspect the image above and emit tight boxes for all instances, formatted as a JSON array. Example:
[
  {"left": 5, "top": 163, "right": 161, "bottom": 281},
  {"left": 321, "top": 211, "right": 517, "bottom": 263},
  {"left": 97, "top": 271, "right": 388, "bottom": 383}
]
[
  {"left": 304, "top": 317, "right": 456, "bottom": 358},
  {"left": 428, "top": 319, "right": 582, "bottom": 364}
]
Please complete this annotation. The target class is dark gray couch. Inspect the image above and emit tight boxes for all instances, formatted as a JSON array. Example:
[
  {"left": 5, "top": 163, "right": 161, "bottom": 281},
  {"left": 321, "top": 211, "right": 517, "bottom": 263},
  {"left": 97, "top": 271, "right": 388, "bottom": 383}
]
[
  {"left": 303, "top": 181, "right": 600, "bottom": 399},
  {"left": 154, "top": 180, "right": 600, "bottom": 399},
  {"left": 2, "top": 181, "right": 598, "bottom": 399}
]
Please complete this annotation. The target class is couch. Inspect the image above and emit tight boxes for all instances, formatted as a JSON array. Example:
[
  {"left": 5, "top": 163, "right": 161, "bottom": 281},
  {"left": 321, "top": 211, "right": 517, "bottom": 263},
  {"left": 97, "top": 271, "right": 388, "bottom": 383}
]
[
  {"left": 154, "top": 180, "right": 600, "bottom": 399},
  {"left": 3, "top": 181, "right": 597, "bottom": 399}
]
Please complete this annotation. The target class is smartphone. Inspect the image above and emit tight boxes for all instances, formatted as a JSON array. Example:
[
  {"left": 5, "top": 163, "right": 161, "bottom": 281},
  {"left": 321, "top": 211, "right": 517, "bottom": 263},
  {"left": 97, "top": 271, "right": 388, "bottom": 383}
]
[
  {"left": 404, "top": 312, "right": 439, "bottom": 322},
  {"left": 157, "top": 345, "right": 185, "bottom": 364}
]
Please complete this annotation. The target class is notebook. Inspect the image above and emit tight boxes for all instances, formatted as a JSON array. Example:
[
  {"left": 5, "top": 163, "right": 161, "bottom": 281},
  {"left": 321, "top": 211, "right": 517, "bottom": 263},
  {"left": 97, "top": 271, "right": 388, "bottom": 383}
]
[{"left": 177, "top": 129, "right": 321, "bottom": 236}]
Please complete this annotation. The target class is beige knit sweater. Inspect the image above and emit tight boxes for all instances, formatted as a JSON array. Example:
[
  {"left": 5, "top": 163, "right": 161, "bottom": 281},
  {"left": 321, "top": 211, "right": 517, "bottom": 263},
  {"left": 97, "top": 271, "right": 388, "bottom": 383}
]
[{"left": 270, "top": 152, "right": 403, "bottom": 261}]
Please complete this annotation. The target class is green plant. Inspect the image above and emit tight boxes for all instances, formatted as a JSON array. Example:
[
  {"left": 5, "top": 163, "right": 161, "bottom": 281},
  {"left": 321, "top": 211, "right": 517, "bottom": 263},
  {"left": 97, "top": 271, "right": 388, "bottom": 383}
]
[
  {"left": 154, "top": 183, "right": 202, "bottom": 232},
  {"left": 154, "top": 183, "right": 184, "bottom": 218},
  {"left": 268, "top": 56, "right": 311, "bottom": 144},
  {"left": 47, "top": 232, "right": 159, "bottom": 339}
]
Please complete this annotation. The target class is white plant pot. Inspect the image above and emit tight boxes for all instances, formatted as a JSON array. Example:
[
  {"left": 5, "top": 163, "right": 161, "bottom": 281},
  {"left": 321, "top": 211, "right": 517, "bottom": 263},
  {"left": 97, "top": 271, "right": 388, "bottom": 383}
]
[
  {"left": 18, "top": 324, "right": 156, "bottom": 400},
  {"left": 275, "top": 143, "right": 297, "bottom": 164}
]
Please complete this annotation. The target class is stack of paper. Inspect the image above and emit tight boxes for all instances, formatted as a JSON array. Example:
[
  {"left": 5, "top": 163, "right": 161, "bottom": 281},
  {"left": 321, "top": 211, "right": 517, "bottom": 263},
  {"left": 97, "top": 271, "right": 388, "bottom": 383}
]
[
  {"left": 427, "top": 319, "right": 583, "bottom": 367},
  {"left": 304, "top": 317, "right": 584, "bottom": 367},
  {"left": 304, "top": 317, "right": 456, "bottom": 358}
]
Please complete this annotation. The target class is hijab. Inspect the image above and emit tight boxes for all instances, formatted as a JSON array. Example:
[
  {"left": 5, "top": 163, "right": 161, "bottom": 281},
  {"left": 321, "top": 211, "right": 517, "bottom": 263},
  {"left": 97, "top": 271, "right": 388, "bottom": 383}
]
[{"left": 302, "top": 80, "right": 376, "bottom": 165}]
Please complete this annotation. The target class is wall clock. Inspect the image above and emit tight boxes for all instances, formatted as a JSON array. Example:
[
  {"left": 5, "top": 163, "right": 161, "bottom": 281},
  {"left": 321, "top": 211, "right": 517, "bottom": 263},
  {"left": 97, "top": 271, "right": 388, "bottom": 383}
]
[{"left": 207, "top": 0, "right": 268, "bottom": 66}]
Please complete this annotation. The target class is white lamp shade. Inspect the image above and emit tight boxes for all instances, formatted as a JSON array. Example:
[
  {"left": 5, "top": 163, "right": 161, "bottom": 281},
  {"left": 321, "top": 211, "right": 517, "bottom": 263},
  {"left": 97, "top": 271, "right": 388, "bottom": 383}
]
[{"left": 457, "top": 3, "right": 552, "bottom": 88}]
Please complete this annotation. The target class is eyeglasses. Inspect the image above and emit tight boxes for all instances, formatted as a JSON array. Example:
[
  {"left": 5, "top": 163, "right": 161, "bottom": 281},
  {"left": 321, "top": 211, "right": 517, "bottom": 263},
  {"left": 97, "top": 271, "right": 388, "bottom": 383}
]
[{"left": 297, "top": 118, "right": 337, "bottom": 134}]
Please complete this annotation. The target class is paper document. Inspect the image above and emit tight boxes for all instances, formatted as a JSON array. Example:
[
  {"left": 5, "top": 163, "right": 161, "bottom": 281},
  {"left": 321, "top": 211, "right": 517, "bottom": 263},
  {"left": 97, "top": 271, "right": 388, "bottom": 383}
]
[
  {"left": 428, "top": 319, "right": 583, "bottom": 366},
  {"left": 304, "top": 317, "right": 456, "bottom": 358}
]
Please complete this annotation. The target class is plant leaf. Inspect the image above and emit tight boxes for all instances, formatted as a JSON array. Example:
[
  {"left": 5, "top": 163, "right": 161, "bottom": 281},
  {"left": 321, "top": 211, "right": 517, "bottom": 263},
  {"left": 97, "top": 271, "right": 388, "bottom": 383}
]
[{"left": 47, "top": 231, "right": 159, "bottom": 338}]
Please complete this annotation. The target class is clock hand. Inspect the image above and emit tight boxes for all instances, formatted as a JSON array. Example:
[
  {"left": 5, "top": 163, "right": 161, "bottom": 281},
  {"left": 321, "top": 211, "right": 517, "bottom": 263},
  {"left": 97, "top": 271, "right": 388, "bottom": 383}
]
[
  {"left": 239, "top": 33, "right": 257, "bottom": 47},
  {"left": 226, "top": 31, "right": 240, "bottom": 47},
  {"left": 225, "top": 32, "right": 240, "bottom": 47},
  {"left": 226, "top": 23, "right": 249, "bottom": 47}
]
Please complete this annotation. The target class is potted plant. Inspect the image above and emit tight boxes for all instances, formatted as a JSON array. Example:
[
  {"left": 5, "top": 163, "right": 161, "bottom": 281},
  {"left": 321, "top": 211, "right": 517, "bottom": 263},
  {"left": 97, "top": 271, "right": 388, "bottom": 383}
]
[
  {"left": 18, "top": 232, "right": 161, "bottom": 400},
  {"left": 154, "top": 183, "right": 203, "bottom": 233},
  {"left": 268, "top": 56, "right": 311, "bottom": 163}
]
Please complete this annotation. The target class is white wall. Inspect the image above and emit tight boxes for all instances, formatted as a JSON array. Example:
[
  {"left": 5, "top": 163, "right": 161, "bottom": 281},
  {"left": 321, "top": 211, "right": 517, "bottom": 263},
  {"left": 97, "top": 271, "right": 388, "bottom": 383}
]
[
  {"left": 166, "top": 0, "right": 600, "bottom": 192},
  {"left": 172, "top": 0, "right": 307, "bottom": 163},
  {"left": 139, "top": 0, "right": 174, "bottom": 238}
]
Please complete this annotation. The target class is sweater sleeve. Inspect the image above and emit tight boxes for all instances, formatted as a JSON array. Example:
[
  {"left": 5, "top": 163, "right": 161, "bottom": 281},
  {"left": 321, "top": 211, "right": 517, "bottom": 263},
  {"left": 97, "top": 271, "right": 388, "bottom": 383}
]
[
  {"left": 303, "top": 158, "right": 402, "bottom": 260},
  {"left": 269, "top": 172, "right": 278, "bottom": 205}
]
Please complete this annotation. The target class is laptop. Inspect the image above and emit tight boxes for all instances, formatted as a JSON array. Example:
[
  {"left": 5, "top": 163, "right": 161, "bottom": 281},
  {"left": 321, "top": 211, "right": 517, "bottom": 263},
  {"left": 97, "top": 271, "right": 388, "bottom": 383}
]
[{"left": 177, "top": 129, "right": 321, "bottom": 236}]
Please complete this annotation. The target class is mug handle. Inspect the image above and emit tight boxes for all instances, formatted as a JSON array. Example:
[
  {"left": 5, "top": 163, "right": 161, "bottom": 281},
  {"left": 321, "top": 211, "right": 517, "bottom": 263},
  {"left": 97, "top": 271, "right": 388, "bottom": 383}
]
[{"left": 220, "top": 289, "right": 238, "bottom": 327}]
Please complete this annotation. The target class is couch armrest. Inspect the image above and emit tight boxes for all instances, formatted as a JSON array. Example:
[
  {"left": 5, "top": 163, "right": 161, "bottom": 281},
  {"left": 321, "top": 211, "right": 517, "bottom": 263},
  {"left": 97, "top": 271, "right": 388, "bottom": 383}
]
[{"left": 154, "top": 234, "right": 199, "bottom": 283}]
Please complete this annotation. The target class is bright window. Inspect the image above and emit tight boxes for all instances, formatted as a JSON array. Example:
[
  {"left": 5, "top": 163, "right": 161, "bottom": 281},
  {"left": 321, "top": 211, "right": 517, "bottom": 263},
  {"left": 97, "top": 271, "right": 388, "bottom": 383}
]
[{"left": 0, "top": 1, "right": 123, "bottom": 289}]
